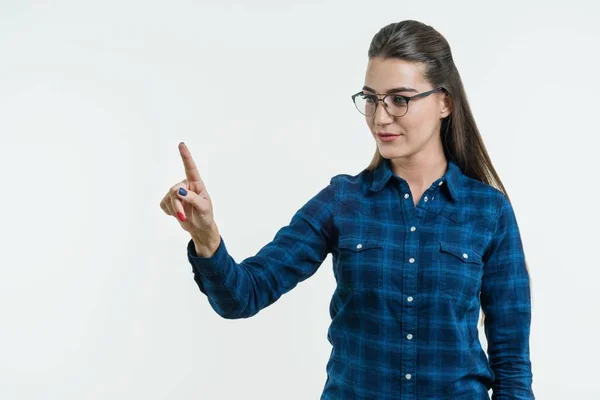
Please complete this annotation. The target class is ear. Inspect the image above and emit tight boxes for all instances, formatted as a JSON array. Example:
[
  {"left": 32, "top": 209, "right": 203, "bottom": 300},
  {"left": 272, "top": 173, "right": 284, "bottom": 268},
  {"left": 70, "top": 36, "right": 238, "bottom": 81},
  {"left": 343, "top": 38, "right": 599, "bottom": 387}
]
[{"left": 439, "top": 92, "right": 452, "bottom": 119}]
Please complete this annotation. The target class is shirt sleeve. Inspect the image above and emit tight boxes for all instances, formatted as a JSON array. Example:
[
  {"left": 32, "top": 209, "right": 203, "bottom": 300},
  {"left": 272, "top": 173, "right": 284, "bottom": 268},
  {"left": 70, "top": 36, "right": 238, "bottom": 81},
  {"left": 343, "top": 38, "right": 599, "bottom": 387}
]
[
  {"left": 481, "top": 195, "right": 534, "bottom": 399},
  {"left": 186, "top": 177, "right": 338, "bottom": 319}
]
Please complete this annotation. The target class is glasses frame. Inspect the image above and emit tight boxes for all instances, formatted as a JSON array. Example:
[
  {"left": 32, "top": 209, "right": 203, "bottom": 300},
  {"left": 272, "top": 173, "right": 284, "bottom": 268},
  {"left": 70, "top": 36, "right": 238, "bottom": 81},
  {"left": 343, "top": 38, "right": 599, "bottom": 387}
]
[{"left": 351, "top": 87, "right": 445, "bottom": 117}]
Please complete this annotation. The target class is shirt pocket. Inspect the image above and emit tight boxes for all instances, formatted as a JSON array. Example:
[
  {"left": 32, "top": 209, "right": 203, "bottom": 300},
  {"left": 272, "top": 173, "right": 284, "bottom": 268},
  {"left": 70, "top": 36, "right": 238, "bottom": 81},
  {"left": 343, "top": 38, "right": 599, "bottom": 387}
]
[
  {"left": 336, "top": 237, "right": 384, "bottom": 291},
  {"left": 439, "top": 241, "right": 483, "bottom": 301}
]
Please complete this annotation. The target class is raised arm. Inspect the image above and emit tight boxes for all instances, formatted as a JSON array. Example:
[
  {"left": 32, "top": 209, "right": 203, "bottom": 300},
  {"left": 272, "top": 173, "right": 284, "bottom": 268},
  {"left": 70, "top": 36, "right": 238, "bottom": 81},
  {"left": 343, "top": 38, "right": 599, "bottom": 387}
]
[{"left": 186, "top": 178, "right": 338, "bottom": 319}]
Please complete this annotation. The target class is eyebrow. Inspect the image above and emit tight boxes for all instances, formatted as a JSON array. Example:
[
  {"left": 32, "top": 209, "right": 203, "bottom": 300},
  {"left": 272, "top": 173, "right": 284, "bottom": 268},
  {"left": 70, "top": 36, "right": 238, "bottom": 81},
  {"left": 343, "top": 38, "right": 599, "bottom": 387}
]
[{"left": 362, "top": 85, "right": 417, "bottom": 94}]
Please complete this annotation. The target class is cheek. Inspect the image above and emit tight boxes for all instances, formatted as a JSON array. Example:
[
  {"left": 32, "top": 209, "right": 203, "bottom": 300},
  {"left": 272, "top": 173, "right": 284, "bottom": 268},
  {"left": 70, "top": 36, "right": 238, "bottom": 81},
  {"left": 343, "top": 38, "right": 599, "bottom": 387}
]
[
  {"left": 402, "top": 106, "right": 438, "bottom": 133},
  {"left": 365, "top": 117, "right": 375, "bottom": 132},
  {"left": 397, "top": 115, "right": 421, "bottom": 134}
]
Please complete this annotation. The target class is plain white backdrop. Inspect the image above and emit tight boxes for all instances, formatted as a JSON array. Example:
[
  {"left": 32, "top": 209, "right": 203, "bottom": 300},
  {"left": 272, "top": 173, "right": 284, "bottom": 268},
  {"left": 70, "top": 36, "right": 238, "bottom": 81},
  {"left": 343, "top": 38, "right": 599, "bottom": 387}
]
[{"left": 1, "top": 0, "right": 599, "bottom": 399}]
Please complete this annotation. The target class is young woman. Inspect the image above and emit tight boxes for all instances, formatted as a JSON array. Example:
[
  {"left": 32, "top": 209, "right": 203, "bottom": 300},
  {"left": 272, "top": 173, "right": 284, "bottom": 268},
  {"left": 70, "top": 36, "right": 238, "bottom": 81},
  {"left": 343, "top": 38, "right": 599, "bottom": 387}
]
[{"left": 160, "top": 19, "right": 534, "bottom": 400}]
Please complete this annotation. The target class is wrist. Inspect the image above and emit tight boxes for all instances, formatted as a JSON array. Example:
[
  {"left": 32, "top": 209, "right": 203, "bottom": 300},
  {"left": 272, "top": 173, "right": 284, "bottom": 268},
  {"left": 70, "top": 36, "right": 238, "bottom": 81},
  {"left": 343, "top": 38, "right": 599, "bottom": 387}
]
[{"left": 191, "top": 224, "right": 221, "bottom": 257}]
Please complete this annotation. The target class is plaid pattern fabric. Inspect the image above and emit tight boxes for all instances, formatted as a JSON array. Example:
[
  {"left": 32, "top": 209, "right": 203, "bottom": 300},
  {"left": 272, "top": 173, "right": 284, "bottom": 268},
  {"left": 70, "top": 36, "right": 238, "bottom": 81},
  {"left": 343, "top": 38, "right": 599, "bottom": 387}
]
[{"left": 187, "top": 159, "right": 534, "bottom": 399}]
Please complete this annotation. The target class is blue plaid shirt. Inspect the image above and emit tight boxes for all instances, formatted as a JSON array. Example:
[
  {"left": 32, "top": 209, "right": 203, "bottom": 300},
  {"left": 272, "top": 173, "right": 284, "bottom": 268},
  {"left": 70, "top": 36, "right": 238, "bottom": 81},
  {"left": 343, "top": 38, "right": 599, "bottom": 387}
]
[{"left": 187, "top": 159, "right": 534, "bottom": 399}]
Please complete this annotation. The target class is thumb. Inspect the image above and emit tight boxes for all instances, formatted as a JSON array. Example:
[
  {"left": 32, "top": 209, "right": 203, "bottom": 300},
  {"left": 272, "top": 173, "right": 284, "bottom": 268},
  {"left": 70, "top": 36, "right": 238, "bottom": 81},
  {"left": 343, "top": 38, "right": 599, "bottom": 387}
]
[{"left": 175, "top": 186, "right": 202, "bottom": 210}]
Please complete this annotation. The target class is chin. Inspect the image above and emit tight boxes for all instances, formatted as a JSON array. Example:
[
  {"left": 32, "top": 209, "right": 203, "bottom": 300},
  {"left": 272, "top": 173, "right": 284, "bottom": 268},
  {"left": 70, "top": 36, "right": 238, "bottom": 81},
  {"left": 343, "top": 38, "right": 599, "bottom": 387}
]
[{"left": 378, "top": 146, "right": 411, "bottom": 159}]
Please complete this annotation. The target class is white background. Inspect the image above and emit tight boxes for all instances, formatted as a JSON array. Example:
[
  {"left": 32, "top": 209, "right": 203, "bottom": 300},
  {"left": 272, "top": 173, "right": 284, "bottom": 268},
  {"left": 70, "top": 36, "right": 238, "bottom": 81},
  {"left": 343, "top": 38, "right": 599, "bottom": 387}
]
[{"left": 1, "top": 0, "right": 599, "bottom": 399}]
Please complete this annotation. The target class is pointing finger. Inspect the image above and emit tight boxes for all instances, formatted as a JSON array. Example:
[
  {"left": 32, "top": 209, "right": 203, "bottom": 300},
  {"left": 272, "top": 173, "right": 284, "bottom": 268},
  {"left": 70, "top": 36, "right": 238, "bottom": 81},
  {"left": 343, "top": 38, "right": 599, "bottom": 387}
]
[{"left": 178, "top": 142, "right": 203, "bottom": 186}]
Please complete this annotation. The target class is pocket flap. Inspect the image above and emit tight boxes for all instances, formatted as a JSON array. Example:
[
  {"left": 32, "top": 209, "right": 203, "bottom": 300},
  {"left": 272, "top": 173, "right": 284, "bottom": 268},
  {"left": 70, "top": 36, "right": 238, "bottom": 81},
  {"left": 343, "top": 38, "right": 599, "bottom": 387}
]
[
  {"left": 439, "top": 241, "right": 482, "bottom": 264},
  {"left": 339, "top": 237, "right": 383, "bottom": 252}
]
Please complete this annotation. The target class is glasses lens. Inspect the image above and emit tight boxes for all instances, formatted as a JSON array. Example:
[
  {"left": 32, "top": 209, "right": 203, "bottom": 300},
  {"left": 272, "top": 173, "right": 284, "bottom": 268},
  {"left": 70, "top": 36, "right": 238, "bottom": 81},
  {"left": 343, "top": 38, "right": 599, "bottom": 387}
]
[
  {"left": 354, "top": 94, "right": 376, "bottom": 116},
  {"left": 354, "top": 94, "right": 409, "bottom": 117},
  {"left": 386, "top": 95, "right": 408, "bottom": 117}
]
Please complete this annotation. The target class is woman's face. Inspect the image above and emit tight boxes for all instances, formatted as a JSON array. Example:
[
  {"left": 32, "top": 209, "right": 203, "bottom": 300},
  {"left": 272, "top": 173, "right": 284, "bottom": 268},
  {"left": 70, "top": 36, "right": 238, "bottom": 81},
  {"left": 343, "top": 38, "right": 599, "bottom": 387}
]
[{"left": 363, "top": 57, "right": 451, "bottom": 161}]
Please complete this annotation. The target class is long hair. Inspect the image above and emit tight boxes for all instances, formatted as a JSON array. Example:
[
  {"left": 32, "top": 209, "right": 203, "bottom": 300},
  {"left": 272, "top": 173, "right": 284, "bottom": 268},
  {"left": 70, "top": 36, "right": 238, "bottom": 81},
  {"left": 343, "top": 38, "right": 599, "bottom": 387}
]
[
  {"left": 365, "top": 20, "right": 509, "bottom": 202},
  {"left": 365, "top": 20, "right": 532, "bottom": 325}
]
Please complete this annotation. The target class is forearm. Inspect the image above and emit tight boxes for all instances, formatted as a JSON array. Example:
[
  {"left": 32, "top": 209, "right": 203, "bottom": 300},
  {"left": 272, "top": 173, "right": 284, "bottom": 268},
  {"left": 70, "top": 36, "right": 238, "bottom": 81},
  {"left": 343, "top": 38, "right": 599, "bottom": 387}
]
[
  {"left": 486, "top": 305, "right": 534, "bottom": 399},
  {"left": 187, "top": 235, "right": 250, "bottom": 319},
  {"left": 187, "top": 180, "right": 337, "bottom": 320}
]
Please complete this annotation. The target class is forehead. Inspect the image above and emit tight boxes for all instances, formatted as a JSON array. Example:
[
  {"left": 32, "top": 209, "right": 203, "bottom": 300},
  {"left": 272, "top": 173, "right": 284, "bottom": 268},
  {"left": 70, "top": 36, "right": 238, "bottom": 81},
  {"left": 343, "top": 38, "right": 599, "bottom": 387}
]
[{"left": 364, "top": 57, "right": 429, "bottom": 91}]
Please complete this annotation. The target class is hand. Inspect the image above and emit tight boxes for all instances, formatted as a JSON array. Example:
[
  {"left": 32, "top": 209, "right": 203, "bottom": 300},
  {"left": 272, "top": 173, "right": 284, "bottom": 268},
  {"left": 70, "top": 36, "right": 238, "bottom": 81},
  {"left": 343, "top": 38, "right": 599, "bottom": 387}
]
[{"left": 159, "top": 142, "right": 218, "bottom": 241}]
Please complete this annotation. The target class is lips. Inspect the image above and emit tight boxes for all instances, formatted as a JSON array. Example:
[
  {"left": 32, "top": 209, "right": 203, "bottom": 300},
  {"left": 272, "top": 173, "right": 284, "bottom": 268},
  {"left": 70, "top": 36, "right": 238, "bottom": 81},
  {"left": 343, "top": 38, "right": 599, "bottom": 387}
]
[{"left": 377, "top": 132, "right": 401, "bottom": 137}]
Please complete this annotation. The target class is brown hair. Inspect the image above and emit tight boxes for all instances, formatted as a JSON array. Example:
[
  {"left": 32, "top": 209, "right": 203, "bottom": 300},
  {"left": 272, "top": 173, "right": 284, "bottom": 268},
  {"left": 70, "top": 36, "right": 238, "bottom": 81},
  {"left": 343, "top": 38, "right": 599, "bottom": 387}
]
[{"left": 364, "top": 20, "right": 509, "bottom": 202}]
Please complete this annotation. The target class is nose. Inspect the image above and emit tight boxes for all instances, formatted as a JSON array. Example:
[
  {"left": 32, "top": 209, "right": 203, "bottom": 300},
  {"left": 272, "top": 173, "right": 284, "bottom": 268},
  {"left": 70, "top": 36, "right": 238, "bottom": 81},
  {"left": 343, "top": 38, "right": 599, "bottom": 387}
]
[{"left": 373, "top": 99, "right": 394, "bottom": 126}]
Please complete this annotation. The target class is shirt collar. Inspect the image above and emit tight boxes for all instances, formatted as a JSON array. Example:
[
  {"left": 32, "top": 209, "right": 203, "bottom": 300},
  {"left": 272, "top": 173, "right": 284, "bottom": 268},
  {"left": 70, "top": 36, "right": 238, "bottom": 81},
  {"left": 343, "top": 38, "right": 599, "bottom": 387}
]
[{"left": 369, "top": 158, "right": 462, "bottom": 203}]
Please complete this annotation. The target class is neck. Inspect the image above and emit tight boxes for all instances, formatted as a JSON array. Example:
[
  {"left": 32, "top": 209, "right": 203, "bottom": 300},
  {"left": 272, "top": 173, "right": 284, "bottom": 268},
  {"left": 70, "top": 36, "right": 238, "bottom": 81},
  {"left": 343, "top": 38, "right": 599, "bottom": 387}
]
[{"left": 390, "top": 153, "right": 448, "bottom": 189}]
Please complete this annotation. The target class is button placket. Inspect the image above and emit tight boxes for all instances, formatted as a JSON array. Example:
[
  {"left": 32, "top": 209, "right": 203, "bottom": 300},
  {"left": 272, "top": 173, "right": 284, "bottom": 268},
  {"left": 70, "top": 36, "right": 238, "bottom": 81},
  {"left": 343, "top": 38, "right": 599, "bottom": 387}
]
[{"left": 400, "top": 182, "right": 418, "bottom": 398}]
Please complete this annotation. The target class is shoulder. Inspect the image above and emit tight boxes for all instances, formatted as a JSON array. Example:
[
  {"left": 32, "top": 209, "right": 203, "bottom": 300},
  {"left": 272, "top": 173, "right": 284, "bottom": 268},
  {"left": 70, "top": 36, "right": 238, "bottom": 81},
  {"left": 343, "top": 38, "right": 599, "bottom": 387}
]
[
  {"left": 331, "top": 168, "right": 370, "bottom": 184},
  {"left": 458, "top": 174, "right": 509, "bottom": 218},
  {"left": 330, "top": 168, "right": 374, "bottom": 192}
]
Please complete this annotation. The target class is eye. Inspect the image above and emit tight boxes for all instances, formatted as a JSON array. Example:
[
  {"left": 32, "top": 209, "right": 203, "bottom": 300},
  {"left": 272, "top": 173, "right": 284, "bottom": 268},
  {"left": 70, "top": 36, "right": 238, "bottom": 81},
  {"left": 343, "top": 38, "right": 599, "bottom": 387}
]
[
  {"left": 392, "top": 95, "right": 407, "bottom": 105},
  {"left": 362, "top": 94, "right": 377, "bottom": 103}
]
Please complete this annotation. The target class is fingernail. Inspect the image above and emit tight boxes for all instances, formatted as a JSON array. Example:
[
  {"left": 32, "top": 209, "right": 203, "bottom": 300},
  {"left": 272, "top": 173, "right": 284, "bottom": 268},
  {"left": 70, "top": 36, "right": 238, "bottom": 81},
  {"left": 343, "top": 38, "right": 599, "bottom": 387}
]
[
  {"left": 179, "top": 187, "right": 187, "bottom": 196},
  {"left": 177, "top": 212, "right": 186, "bottom": 222}
]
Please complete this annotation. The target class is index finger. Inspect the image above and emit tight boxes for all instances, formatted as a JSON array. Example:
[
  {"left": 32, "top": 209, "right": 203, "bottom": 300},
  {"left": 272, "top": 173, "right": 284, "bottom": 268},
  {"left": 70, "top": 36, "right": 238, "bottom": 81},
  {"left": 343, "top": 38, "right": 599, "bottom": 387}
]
[{"left": 178, "top": 142, "right": 202, "bottom": 183}]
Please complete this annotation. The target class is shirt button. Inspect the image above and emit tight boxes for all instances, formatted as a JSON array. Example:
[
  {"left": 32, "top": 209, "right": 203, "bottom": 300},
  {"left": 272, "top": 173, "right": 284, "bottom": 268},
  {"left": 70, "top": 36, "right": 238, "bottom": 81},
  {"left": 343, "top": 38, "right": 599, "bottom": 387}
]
[
  {"left": 424, "top": 196, "right": 428, "bottom": 202},
  {"left": 407, "top": 296, "right": 413, "bottom": 302},
  {"left": 404, "top": 193, "right": 410, "bottom": 199},
  {"left": 408, "top": 257, "right": 415, "bottom": 263},
  {"left": 439, "top": 181, "right": 443, "bottom": 186},
  {"left": 356, "top": 244, "right": 363, "bottom": 249},
  {"left": 410, "top": 226, "right": 416, "bottom": 232},
  {"left": 405, "top": 374, "right": 412, "bottom": 380},
  {"left": 407, "top": 334, "right": 413, "bottom": 340},
  {"left": 463, "top": 253, "right": 468, "bottom": 259}
]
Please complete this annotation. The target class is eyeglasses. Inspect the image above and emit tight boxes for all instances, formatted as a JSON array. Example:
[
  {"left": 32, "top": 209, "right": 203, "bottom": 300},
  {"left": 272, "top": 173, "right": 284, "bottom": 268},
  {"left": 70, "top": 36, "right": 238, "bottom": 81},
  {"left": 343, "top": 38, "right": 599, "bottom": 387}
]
[{"left": 351, "top": 87, "right": 444, "bottom": 117}]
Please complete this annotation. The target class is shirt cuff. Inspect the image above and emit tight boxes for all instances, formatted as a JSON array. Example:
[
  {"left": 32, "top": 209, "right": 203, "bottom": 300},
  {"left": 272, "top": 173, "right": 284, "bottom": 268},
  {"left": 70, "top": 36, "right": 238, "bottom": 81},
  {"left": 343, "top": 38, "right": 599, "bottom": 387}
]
[{"left": 187, "top": 236, "right": 229, "bottom": 277}]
